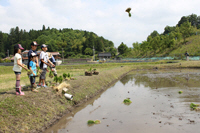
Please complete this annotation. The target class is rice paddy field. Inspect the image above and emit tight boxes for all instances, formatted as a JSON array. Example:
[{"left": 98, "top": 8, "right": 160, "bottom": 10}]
[{"left": 1, "top": 60, "right": 200, "bottom": 132}]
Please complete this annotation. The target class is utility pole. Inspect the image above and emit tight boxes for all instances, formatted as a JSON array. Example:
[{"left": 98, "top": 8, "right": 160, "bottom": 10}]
[
  {"left": 7, "top": 49, "right": 9, "bottom": 57},
  {"left": 93, "top": 46, "right": 95, "bottom": 61}
]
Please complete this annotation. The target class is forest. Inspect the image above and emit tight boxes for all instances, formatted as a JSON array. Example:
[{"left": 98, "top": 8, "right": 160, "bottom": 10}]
[
  {"left": 1, "top": 13, "right": 200, "bottom": 60},
  {"left": 0, "top": 25, "right": 116, "bottom": 59}
]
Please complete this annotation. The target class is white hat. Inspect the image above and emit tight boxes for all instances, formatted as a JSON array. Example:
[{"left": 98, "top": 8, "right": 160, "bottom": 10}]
[{"left": 31, "top": 52, "right": 37, "bottom": 57}]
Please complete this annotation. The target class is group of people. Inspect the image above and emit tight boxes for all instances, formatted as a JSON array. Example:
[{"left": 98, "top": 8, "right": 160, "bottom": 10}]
[{"left": 12, "top": 41, "right": 57, "bottom": 95}]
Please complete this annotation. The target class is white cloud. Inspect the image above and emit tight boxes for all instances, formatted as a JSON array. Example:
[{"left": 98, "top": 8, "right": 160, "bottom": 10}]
[{"left": 0, "top": 0, "right": 200, "bottom": 47}]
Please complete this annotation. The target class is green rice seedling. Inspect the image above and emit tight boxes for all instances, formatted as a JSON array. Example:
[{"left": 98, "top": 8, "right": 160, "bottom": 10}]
[
  {"left": 123, "top": 98, "right": 132, "bottom": 104},
  {"left": 87, "top": 120, "right": 95, "bottom": 124},
  {"left": 94, "top": 120, "right": 101, "bottom": 124},
  {"left": 190, "top": 103, "right": 200, "bottom": 110},
  {"left": 54, "top": 76, "right": 59, "bottom": 83},
  {"left": 87, "top": 120, "right": 101, "bottom": 124},
  {"left": 58, "top": 76, "right": 63, "bottom": 84},
  {"left": 37, "top": 67, "right": 43, "bottom": 75},
  {"left": 178, "top": 91, "right": 183, "bottom": 94},
  {"left": 68, "top": 73, "right": 71, "bottom": 78},
  {"left": 49, "top": 70, "right": 54, "bottom": 78},
  {"left": 63, "top": 73, "right": 68, "bottom": 79},
  {"left": 88, "top": 67, "right": 92, "bottom": 72}
]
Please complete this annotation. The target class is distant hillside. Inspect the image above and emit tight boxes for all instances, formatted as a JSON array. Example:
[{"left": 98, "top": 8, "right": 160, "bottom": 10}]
[
  {"left": 122, "top": 13, "right": 200, "bottom": 58},
  {"left": 169, "top": 32, "right": 200, "bottom": 56},
  {"left": 0, "top": 26, "right": 116, "bottom": 58}
]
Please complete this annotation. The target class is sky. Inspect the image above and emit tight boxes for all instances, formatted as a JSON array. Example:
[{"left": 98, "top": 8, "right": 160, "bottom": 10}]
[{"left": 0, "top": 0, "right": 200, "bottom": 47}]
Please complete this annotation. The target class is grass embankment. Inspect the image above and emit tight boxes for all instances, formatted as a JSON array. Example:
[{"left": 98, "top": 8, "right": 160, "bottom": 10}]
[{"left": 1, "top": 61, "right": 200, "bottom": 132}]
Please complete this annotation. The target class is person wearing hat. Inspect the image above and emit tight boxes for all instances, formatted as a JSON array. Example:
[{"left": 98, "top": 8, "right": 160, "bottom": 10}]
[
  {"left": 29, "top": 52, "right": 39, "bottom": 92},
  {"left": 47, "top": 52, "right": 57, "bottom": 76},
  {"left": 13, "top": 44, "right": 28, "bottom": 95},
  {"left": 27, "top": 41, "right": 39, "bottom": 68},
  {"left": 38, "top": 44, "right": 55, "bottom": 88},
  {"left": 27, "top": 41, "right": 39, "bottom": 88}
]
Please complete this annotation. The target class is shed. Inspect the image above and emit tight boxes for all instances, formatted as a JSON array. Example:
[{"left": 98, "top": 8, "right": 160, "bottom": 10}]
[{"left": 98, "top": 52, "right": 111, "bottom": 60}]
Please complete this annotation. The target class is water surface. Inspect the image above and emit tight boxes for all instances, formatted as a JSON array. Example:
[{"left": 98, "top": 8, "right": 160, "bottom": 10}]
[{"left": 45, "top": 69, "right": 200, "bottom": 133}]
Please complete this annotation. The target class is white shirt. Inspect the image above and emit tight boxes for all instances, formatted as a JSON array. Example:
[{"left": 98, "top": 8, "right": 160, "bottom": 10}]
[
  {"left": 40, "top": 51, "right": 49, "bottom": 69},
  {"left": 13, "top": 53, "right": 22, "bottom": 72}
]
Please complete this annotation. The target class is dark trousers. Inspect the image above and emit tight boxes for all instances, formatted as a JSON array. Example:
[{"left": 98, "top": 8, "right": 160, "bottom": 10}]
[{"left": 30, "top": 76, "right": 35, "bottom": 86}]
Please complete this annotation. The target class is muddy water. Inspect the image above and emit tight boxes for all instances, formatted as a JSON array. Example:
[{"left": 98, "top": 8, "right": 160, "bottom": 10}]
[{"left": 45, "top": 69, "right": 200, "bottom": 133}]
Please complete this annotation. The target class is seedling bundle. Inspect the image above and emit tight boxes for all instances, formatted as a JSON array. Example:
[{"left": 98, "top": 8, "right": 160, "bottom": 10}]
[
  {"left": 190, "top": 103, "right": 200, "bottom": 110},
  {"left": 123, "top": 98, "right": 132, "bottom": 104},
  {"left": 178, "top": 91, "right": 183, "bottom": 94},
  {"left": 87, "top": 120, "right": 101, "bottom": 125},
  {"left": 49, "top": 70, "right": 54, "bottom": 78}
]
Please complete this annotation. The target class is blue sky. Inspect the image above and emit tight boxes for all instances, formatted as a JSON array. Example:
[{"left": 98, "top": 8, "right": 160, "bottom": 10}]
[{"left": 0, "top": 0, "right": 200, "bottom": 47}]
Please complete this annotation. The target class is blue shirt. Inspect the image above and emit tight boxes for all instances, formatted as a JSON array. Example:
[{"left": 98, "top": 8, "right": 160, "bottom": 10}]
[
  {"left": 29, "top": 61, "right": 37, "bottom": 76},
  {"left": 49, "top": 55, "right": 56, "bottom": 63},
  {"left": 27, "top": 49, "right": 37, "bottom": 69}
]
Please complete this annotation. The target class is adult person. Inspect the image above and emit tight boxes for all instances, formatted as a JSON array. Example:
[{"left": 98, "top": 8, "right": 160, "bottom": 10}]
[
  {"left": 47, "top": 52, "right": 57, "bottom": 76},
  {"left": 27, "top": 41, "right": 39, "bottom": 68},
  {"left": 184, "top": 51, "right": 189, "bottom": 61},
  {"left": 27, "top": 41, "right": 39, "bottom": 87}
]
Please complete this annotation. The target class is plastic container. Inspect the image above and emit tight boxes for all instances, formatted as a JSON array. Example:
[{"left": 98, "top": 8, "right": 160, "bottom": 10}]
[{"left": 64, "top": 93, "right": 73, "bottom": 100}]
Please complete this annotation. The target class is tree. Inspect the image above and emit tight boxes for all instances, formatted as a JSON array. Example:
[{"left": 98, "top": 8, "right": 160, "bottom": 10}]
[
  {"left": 84, "top": 48, "right": 93, "bottom": 55},
  {"left": 188, "top": 14, "right": 198, "bottom": 27},
  {"left": 149, "top": 30, "right": 159, "bottom": 38},
  {"left": 118, "top": 42, "right": 128, "bottom": 55},
  {"left": 163, "top": 26, "right": 176, "bottom": 35},
  {"left": 180, "top": 21, "right": 194, "bottom": 44},
  {"left": 177, "top": 16, "right": 188, "bottom": 27},
  {"left": 0, "top": 31, "right": 4, "bottom": 54},
  {"left": 106, "top": 47, "right": 117, "bottom": 57},
  {"left": 42, "top": 25, "right": 46, "bottom": 31}
]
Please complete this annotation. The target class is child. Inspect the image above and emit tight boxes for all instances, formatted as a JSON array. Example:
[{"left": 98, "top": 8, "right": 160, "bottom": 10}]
[
  {"left": 47, "top": 52, "right": 57, "bottom": 76},
  {"left": 29, "top": 52, "right": 39, "bottom": 92},
  {"left": 38, "top": 44, "right": 55, "bottom": 87},
  {"left": 13, "top": 44, "right": 28, "bottom": 95}
]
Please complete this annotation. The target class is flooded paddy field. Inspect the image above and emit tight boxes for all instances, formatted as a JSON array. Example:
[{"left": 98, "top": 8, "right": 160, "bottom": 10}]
[{"left": 45, "top": 69, "right": 200, "bottom": 133}]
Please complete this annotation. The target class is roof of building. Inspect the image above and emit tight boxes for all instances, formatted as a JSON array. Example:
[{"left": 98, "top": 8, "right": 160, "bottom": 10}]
[{"left": 98, "top": 52, "right": 111, "bottom": 57}]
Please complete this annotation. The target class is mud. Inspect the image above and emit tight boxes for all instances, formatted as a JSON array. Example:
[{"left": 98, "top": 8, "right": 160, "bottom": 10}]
[{"left": 45, "top": 69, "right": 200, "bottom": 133}]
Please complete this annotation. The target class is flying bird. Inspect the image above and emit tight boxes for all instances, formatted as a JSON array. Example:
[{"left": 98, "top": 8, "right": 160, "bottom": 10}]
[{"left": 125, "top": 7, "right": 132, "bottom": 17}]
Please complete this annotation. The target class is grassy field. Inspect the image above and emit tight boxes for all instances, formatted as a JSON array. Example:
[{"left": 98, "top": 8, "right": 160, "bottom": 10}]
[{"left": 1, "top": 61, "right": 200, "bottom": 132}]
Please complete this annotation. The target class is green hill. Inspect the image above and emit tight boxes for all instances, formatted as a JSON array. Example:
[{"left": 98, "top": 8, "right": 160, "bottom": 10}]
[{"left": 0, "top": 26, "right": 116, "bottom": 59}]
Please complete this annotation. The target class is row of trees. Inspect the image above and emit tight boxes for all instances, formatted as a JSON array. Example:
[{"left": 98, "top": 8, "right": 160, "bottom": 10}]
[
  {"left": 0, "top": 25, "right": 117, "bottom": 58},
  {"left": 117, "top": 14, "right": 198, "bottom": 57}
]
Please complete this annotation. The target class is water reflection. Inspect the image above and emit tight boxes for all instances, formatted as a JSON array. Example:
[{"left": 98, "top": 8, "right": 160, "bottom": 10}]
[
  {"left": 45, "top": 69, "right": 200, "bottom": 133},
  {"left": 130, "top": 70, "right": 200, "bottom": 89}
]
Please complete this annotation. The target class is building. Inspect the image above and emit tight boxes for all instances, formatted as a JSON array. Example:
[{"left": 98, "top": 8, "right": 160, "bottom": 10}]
[
  {"left": 98, "top": 52, "right": 112, "bottom": 60},
  {"left": 20, "top": 50, "right": 61, "bottom": 63}
]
